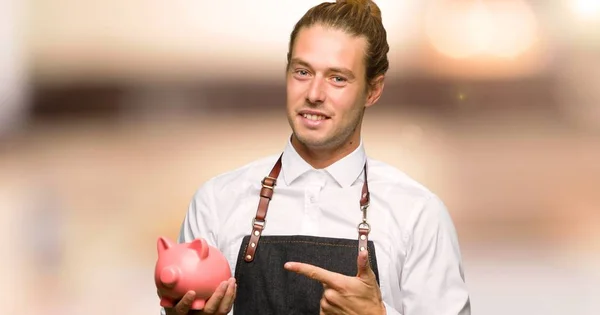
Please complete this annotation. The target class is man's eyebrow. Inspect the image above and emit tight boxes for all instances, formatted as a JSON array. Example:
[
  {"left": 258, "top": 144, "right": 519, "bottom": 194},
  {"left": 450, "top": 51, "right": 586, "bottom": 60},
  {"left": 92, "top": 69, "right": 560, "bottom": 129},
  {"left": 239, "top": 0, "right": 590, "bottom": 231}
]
[
  {"left": 290, "top": 58, "right": 355, "bottom": 79},
  {"left": 329, "top": 67, "right": 355, "bottom": 79},
  {"left": 290, "top": 58, "right": 312, "bottom": 69}
]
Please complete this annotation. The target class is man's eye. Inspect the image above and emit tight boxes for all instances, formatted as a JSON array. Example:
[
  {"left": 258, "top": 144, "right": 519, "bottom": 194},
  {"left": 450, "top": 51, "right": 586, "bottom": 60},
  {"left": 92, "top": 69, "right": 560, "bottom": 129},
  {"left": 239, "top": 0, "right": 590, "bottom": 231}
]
[
  {"left": 296, "top": 70, "right": 309, "bottom": 76},
  {"left": 332, "top": 76, "right": 347, "bottom": 83}
]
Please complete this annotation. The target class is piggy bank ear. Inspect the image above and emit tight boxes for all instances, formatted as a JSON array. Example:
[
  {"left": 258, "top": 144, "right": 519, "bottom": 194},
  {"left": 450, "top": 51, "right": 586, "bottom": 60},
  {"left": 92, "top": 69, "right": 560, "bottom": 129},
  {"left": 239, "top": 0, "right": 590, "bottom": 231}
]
[
  {"left": 189, "top": 238, "right": 210, "bottom": 260},
  {"left": 157, "top": 237, "right": 174, "bottom": 254}
]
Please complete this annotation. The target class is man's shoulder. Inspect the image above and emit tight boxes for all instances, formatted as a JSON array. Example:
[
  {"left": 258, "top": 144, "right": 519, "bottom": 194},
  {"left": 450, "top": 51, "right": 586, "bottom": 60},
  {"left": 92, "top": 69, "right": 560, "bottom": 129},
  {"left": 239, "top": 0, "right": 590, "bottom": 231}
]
[
  {"left": 366, "top": 157, "right": 437, "bottom": 201},
  {"left": 367, "top": 157, "right": 452, "bottom": 225},
  {"left": 201, "top": 153, "right": 282, "bottom": 191}
]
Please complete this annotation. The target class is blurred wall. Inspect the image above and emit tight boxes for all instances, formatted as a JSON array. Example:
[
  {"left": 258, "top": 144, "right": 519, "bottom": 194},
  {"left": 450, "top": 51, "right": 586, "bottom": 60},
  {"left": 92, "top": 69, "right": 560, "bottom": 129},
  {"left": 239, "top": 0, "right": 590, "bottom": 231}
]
[{"left": 1, "top": 1, "right": 600, "bottom": 314}]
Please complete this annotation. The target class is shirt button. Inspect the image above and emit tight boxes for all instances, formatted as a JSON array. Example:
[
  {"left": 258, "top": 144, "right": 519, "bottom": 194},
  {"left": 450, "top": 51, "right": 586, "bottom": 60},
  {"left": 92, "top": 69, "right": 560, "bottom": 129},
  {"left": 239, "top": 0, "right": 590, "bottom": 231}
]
[{"left": 310, "top": 196, "right": 316, "bottom": 203}]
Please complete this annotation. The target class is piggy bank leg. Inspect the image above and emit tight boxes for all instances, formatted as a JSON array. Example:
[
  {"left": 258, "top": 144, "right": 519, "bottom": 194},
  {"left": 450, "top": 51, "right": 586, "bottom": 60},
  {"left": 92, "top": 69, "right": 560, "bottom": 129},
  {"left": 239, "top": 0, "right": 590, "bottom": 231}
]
[
  {"left": 160, "top": 296, "right": 175, "bottom": 308},
  {"left": 191, "top": 299, "right": 206, "bottom": 310}
]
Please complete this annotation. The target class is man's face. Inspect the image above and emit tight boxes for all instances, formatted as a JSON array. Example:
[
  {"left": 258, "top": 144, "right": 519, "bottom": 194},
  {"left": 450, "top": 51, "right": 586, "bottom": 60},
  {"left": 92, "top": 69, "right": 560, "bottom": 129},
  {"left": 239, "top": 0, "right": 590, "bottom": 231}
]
[{"left": 286, "top": 24, "right": 376, "bottom": 150}]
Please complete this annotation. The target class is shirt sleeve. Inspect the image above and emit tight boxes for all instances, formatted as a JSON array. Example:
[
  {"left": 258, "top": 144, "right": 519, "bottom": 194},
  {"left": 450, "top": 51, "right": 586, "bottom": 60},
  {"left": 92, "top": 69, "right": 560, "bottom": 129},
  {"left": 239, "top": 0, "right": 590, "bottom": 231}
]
[
  {"left": 160, "top": 182, "right": 220, "bottom": 315},
  {"left": 177, "top": 181, "right": 220, "bottom": 247},
  {"left": 400, "top": 195, "right": 471, "bottom": 315}
]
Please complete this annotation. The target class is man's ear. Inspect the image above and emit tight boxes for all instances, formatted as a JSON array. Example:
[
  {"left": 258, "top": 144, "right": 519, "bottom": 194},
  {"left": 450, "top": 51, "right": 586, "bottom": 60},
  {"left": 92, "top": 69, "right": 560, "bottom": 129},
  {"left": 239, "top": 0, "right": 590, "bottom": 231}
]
[{"left": 365, "top": 75, "right": 385, "bottom": 108}]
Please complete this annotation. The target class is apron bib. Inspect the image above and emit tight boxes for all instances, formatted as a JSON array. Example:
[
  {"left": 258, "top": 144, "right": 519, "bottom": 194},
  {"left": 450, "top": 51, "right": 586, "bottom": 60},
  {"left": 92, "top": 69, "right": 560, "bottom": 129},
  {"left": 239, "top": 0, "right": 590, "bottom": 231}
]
[{"left": 232, "top": 155, "right": 380, "bottom": 315}]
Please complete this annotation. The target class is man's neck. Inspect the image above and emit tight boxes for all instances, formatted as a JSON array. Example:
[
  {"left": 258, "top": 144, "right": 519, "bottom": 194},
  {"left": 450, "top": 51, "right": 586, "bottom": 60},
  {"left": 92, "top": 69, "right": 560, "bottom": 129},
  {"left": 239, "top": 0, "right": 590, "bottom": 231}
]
[{"left": 290, "top": 134, "right": 360, "bottom": 169}]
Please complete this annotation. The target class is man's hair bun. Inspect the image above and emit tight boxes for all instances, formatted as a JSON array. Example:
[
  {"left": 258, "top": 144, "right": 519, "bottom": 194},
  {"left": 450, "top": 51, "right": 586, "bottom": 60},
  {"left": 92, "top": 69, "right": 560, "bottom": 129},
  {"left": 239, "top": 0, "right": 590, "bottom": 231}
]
[{"left": 335, "top": 0, "right": 382, "bottom": 22}]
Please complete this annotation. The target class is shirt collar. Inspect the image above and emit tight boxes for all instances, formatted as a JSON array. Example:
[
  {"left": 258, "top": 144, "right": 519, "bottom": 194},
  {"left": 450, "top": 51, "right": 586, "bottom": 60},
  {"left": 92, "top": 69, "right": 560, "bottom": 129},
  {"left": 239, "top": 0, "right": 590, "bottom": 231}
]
[{"left": 281, "top": 136, "right": 367, "bottom": 188}]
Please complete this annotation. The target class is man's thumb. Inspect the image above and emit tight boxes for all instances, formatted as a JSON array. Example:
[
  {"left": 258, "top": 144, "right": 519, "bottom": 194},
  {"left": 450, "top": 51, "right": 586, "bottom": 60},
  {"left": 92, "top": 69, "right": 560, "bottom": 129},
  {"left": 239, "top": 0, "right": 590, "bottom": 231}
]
[{"left": 356, "top": 249, "right": 375, "bottom": 280}]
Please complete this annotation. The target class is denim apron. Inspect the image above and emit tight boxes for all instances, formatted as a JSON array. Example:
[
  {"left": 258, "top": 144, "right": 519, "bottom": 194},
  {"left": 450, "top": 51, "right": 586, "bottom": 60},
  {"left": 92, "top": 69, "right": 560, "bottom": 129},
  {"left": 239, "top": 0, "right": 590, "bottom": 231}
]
[{"left": 232, "top": 155, "right": 380, "bottom": 315}]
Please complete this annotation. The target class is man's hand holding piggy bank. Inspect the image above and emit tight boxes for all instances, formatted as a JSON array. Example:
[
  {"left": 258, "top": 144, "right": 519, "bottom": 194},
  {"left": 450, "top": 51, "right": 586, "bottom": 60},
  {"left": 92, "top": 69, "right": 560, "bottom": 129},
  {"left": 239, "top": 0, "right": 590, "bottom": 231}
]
[{"left": 155, "top": 237, "right": 236, "bottom": 315}]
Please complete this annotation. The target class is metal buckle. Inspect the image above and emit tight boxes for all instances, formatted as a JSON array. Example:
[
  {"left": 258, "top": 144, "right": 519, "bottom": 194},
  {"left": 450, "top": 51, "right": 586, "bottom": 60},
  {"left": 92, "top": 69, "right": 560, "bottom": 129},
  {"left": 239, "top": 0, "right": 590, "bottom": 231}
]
[
  {"left": 357, "top": 222, "right": 371, "bottom": 233},
  {"left": 360, "top": 203, "right": 369, "bottom": 211},
  {"left": 261, "top": 177, "right": 277, "bottom": 190},
  {"left": 252, "top": 218, "right": 266, "bottom": 229}
]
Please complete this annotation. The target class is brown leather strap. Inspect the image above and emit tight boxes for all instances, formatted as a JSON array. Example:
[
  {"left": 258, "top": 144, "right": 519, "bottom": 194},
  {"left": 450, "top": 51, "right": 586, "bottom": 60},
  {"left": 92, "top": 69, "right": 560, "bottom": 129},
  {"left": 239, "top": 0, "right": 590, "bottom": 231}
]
[
  {"left": 244, "top": 154, "right": 283, "bottom": 262},
  {"left": 243, "top": 154, "right": 371, "bottom": 262},
  {"left": 358, "top": 163, "right": 371, "bottom": 254}
]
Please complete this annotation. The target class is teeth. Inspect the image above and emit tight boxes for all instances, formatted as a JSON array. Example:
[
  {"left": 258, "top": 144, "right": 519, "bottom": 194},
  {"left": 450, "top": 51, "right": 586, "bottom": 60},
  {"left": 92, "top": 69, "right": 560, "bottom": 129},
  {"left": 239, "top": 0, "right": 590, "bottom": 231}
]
[{"left": 302, "top": 114, "right": 326, "bottom": 121}]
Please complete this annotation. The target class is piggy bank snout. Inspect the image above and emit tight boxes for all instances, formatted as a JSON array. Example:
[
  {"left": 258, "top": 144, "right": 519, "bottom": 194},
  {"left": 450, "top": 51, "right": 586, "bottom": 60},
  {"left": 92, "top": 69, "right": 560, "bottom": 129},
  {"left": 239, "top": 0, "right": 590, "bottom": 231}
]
[{"left": 160, "top": 266, "right": 180, "bottom": 288}]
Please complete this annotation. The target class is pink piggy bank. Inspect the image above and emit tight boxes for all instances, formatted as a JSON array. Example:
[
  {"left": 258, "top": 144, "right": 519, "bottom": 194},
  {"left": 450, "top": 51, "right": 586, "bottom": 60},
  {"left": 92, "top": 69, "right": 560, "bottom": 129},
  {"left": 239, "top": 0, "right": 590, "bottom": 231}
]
[{"left": 154, "top": 236, "right": 232, "bottom": 310}]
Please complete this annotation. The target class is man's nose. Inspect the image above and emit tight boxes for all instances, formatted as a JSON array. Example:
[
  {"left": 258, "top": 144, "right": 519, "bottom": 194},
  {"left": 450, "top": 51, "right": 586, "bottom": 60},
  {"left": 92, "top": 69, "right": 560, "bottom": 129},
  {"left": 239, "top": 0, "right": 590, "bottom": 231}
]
[{"left": 306, "top": 77, "right": 326, "bottom": 104}]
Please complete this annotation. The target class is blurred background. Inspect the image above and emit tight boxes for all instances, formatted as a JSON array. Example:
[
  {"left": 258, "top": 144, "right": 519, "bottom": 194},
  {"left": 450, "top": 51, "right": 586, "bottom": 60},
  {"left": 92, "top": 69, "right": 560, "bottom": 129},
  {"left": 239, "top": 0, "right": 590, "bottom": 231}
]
[{"left": 1, "top": 0, "right": 599, "bottom": 314}]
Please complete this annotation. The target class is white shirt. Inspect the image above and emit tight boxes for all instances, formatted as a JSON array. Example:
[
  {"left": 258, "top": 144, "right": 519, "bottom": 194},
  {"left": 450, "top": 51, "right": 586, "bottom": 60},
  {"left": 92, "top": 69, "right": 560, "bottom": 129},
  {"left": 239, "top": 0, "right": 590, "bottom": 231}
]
[{"left": 177, "top": 138, "right": 471, "bottom": 315}]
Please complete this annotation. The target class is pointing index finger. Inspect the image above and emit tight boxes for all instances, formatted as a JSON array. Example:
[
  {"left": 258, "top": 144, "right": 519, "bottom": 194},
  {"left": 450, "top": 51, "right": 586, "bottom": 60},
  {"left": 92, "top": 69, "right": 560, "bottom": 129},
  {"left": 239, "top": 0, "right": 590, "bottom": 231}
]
[{"left": 284, "top": 262, "right": 342, "bottom": 289}]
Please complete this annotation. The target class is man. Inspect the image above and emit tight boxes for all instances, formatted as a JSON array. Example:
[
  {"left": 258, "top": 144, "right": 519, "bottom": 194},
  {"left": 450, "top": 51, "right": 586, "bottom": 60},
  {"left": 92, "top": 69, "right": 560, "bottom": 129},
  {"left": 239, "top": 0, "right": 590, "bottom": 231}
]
[{"left": 162, "top": 0, "right": 471, "bottom": 314}]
